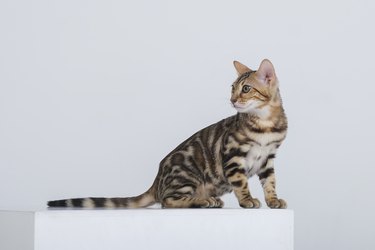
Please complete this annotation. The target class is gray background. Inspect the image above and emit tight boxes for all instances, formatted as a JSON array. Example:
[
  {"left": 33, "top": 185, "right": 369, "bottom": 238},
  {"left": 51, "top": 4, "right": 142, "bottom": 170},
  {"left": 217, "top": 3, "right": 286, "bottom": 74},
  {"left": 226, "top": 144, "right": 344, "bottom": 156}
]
[{"left": 1, "top": 0, "right": 374, "bottom": 249}]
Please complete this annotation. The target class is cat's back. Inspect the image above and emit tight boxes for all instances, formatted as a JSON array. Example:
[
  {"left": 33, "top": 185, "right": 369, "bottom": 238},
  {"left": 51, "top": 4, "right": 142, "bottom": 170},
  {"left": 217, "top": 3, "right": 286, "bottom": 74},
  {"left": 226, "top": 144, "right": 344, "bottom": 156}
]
[{"left": 159, "top": 115, "right": 237, "bottom": 166}]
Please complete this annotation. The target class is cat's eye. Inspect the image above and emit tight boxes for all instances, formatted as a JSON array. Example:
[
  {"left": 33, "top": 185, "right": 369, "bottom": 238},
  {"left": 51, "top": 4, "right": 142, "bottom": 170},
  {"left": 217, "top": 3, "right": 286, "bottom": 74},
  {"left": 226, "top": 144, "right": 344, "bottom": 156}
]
[{"left": 242, "top": 85, "right": 251, "bottom": 93}]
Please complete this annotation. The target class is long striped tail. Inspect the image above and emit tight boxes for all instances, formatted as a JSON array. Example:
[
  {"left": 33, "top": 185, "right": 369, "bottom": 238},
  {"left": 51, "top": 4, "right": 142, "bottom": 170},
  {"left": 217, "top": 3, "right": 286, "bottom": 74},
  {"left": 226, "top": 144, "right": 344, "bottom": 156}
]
[{"left": 47, "top": 189, "right": 156, "bottom": 208}]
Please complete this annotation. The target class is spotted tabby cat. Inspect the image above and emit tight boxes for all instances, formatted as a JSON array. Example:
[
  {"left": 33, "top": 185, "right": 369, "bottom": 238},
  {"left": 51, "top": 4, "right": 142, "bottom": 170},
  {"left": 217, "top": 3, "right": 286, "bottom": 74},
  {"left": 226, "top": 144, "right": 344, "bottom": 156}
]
[{"left": 48, "top": 59, "right": 288, "bottom": 209}]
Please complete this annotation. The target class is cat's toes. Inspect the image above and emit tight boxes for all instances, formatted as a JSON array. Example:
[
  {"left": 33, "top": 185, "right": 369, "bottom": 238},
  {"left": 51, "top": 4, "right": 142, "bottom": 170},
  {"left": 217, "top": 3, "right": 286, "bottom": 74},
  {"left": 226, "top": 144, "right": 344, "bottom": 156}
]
[
  {"left": 266, "top": 198, "right": 287, "bottom": 209},
  {"left": 214, "top": 197, "right": 224, "bottom": 208},
  {"left": 207, "top": 197, "right": 224, "bottom": 208},
  {"left": 239, "top": 198, "right": 261, "bottom": 209}
]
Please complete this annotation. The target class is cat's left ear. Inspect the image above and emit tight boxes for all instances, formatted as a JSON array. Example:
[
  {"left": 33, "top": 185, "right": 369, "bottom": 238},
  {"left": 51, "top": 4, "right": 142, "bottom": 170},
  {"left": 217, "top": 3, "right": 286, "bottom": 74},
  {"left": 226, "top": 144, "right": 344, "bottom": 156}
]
[
  {"left": 257, "top": 59, "right": 277, "bottom": 85},
  {"left": 233, "top": 61, "right": 252, "bottom": 76}
]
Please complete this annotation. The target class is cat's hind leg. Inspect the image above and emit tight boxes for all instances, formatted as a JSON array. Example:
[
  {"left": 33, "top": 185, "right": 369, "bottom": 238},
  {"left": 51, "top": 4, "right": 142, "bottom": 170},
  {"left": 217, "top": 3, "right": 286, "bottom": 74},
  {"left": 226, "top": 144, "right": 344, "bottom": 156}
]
[{"left": 159, "top": 159, "right": 223, "bottom": 208}]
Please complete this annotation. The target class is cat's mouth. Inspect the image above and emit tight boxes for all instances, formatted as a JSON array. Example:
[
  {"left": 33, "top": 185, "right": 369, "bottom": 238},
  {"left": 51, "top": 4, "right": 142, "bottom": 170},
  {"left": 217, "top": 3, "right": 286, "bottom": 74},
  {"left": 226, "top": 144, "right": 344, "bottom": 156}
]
[{"left": 233, "top": 102, "right": 252, "bottom": 112}]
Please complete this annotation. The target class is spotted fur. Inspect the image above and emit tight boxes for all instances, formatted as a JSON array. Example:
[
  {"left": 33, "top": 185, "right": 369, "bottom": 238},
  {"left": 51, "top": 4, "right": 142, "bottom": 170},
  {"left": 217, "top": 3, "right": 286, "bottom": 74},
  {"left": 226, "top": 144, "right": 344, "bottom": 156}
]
[{"left": 48, "top": 59, "right": 288, "bottom": 209}]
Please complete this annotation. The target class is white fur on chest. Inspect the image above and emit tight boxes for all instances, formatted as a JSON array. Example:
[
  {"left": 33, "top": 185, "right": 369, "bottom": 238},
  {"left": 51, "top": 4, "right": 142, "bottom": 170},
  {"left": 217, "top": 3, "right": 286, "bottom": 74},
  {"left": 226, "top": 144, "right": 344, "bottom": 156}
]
[
  {"left": 245, "top": 144, "right": 273, "bottom": 177},
  {"left": 243, "top": 132, "right": 285, "bottom": 177}
]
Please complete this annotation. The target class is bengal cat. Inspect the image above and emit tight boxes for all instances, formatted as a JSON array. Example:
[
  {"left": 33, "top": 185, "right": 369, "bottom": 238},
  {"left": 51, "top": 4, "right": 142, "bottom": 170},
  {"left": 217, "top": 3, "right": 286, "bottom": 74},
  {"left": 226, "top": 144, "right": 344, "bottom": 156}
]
[{"left": 48, "top": 59, "right": 288, "bottom": 209}]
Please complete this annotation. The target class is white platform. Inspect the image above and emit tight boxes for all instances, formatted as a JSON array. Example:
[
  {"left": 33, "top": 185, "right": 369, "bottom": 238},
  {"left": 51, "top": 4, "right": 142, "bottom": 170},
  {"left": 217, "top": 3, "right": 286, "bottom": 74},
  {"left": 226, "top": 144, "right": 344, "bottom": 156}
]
[{"left": 0, "top": 209, "right": 293, "bottom": 250}]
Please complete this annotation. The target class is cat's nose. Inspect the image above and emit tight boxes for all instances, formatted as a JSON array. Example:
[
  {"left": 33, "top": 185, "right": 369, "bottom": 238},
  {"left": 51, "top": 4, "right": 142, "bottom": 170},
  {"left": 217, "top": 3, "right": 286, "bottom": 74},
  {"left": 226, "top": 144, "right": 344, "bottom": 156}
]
[{"left": 230, "top": 98, "right": 237, "bottom": 104}]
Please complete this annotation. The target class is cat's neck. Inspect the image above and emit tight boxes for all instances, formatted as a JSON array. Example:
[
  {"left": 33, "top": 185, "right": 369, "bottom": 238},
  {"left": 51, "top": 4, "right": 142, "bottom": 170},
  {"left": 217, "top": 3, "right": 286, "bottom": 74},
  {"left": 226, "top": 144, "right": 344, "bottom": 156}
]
[{"left": 236, "top": 103, "right": 286, "bottom": 132}]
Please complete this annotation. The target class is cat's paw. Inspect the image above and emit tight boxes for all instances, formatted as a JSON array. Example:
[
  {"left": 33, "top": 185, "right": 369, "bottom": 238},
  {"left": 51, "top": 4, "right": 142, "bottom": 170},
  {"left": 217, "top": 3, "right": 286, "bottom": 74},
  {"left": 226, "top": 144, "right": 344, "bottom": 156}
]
[
  {"left": 239, "top": 198, "right": 261, "bottom": 209},
  {"left": 204, "top": 197, "right": 224, "bottom": 208},
  {"left": 266, "top": 198, "right": 287, "bottom": 209}
]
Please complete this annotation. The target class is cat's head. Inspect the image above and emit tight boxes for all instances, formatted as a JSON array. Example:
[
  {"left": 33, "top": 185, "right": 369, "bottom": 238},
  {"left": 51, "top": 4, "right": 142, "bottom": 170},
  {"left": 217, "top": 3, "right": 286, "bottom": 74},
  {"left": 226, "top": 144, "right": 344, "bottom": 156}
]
[{"left": 230, "top": 59, "right": 280, "bottom": 116}]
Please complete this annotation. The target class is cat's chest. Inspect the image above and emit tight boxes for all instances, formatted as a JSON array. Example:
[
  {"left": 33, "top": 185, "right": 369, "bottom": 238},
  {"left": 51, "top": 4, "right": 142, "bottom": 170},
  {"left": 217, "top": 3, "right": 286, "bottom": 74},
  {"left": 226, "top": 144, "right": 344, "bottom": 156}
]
[
  {"left": 242, "top": 132, "right": 284, "bottom": 176},
  {"left": 244, "top": 144, "right": 273, "bottom": 176}
]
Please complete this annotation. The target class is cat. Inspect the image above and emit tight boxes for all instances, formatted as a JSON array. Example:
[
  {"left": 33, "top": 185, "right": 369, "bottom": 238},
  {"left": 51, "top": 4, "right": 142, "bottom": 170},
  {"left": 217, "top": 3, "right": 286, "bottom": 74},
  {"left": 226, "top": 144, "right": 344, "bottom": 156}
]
[{"left": 48, "top": 59, "right": 288, "bottom": 209}]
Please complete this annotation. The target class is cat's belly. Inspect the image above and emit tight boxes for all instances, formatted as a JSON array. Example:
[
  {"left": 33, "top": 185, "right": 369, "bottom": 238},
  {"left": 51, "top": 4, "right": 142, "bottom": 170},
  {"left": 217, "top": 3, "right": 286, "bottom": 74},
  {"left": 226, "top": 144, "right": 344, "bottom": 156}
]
[{"left": 196, "top": 182, "right": 233, "bottom": 198}]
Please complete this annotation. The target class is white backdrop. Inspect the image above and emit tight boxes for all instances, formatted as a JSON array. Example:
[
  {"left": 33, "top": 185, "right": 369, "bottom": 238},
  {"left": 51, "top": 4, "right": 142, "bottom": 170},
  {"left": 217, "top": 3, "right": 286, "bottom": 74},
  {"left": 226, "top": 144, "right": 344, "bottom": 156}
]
[{"left": 1, "top": 0, "right": 374, "bottom": 249}]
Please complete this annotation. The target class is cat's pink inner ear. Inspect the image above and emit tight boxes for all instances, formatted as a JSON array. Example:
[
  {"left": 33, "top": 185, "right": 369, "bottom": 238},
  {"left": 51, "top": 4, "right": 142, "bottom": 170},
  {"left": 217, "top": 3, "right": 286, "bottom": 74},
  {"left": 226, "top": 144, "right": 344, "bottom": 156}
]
[
  {"left": 233, "top": 61, "right": 252, "bottom": 76},
  {"left": 257, "top": 59, "right": 276, "bottom": 84}
]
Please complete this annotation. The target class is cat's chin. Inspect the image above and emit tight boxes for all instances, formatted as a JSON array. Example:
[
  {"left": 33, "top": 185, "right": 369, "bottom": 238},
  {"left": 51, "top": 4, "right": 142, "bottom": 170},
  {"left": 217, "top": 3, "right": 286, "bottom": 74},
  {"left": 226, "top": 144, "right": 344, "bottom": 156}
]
[
  {"left": 233, "top": 102, "right": 257, "bottom": 113},
  {"left": 234, "top": 102, "right": 271, "bottom": 119}
]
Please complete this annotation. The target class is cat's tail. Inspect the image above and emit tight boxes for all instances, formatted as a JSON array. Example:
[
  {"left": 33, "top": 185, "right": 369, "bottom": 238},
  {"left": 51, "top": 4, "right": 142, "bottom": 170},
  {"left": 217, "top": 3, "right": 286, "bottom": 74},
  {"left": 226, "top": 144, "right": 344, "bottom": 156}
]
[{"left": 47, "top": 187, "right": 157, "bottom": 209}]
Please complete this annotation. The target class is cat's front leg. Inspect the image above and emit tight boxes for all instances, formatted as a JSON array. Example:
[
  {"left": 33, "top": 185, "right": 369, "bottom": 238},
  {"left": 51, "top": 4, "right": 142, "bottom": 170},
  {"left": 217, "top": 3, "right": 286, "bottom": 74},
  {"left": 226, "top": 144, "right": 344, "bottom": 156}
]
[
  {"left": 224, "top": 159, "right": 261, "bottom": 208},
  {"left": 257, "top": 159, "right": 287, "bottom": 209}
]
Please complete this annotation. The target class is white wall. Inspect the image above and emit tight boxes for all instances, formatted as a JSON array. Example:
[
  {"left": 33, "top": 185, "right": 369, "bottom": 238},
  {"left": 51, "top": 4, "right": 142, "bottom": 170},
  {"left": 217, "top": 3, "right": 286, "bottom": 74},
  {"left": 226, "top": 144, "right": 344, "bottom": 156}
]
[{"left": 1, "top": 0, "right": 374, "bottom": 249}]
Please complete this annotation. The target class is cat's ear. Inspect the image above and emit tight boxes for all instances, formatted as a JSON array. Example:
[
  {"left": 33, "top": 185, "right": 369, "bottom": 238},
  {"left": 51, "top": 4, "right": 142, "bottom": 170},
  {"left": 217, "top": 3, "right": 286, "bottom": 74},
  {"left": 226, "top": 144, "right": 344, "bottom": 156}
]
[
  {"left": 257, "top": 59, "right": 276, "bottom": 85},
  {"left": 233, "top": 61, "right": 252, "bottom": 76}
]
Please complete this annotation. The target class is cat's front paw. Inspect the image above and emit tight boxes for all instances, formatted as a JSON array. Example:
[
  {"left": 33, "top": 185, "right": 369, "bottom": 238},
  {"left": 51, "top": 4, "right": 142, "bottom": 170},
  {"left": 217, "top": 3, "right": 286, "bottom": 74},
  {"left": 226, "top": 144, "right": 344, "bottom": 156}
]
[
  {"left": 266, "top": 198, "right": 287, "bottom": 209},
  {"left": 239, "top": 198, "right": 261, "bottom": 209}
]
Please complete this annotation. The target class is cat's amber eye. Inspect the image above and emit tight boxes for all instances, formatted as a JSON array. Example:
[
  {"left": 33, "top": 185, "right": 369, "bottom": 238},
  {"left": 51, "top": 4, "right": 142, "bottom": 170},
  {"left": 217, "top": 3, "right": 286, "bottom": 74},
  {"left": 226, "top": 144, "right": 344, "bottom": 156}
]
[{"left": 242, "top": 85, "right": 251, "bottom": 93}]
